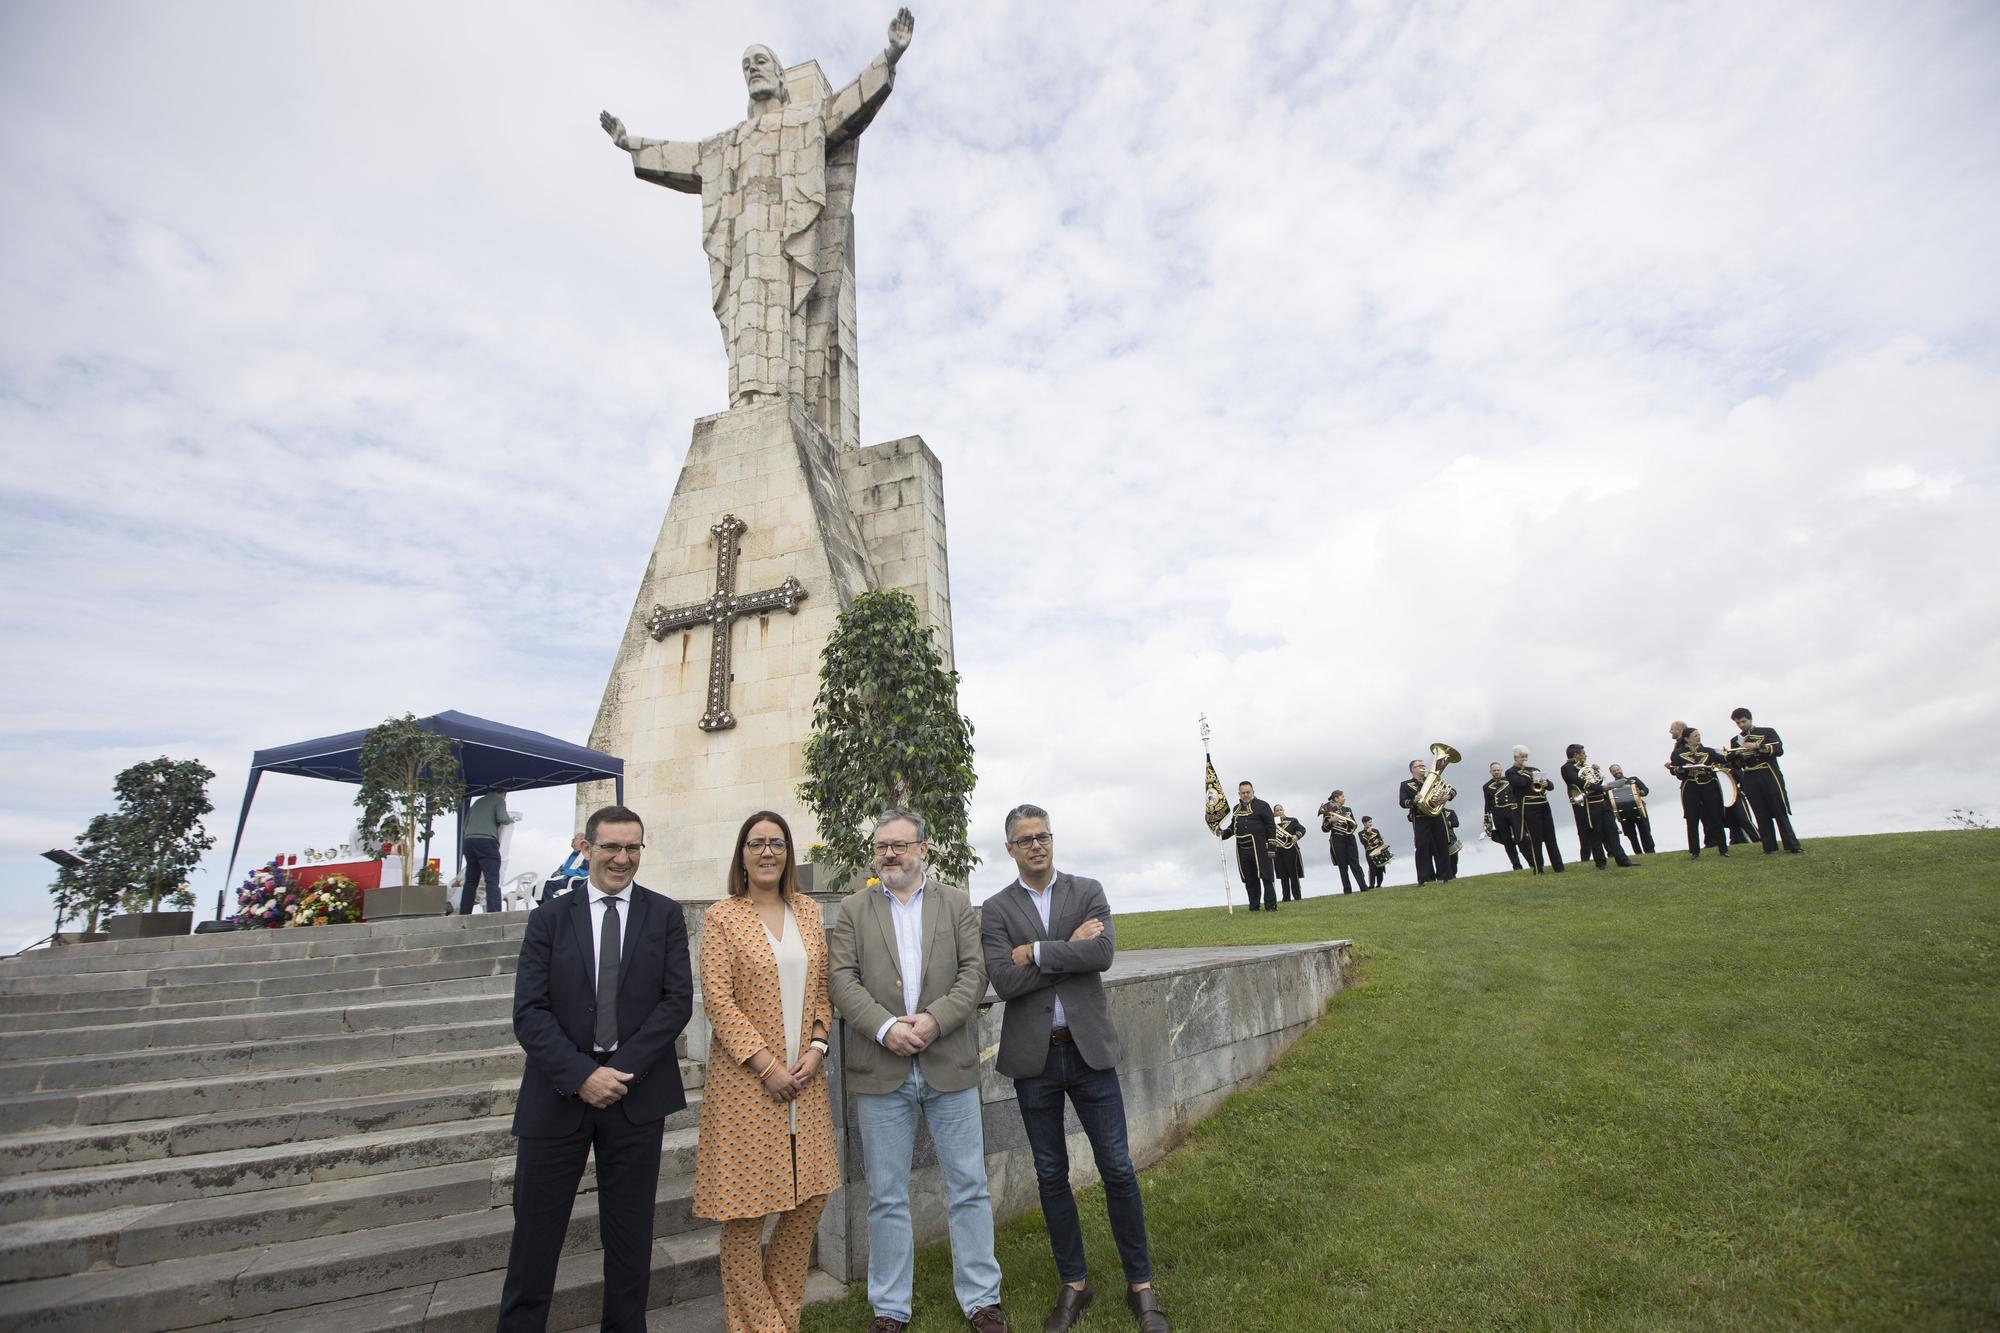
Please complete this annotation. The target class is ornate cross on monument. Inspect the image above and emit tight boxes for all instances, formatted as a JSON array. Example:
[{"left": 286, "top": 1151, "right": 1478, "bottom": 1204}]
[{"left": 644, "top": 514, "right": 807, "bottom": 732}]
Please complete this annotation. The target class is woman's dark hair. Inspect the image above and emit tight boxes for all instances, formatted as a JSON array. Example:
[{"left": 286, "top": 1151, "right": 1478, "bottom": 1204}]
[{"left": 726, "top": 809, "right": 802, "bottom": 899}]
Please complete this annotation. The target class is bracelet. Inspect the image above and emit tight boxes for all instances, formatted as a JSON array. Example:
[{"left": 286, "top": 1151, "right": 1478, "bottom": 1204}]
[{"left": 753, "top": 1055, "right": 777, "bottom": 1080}]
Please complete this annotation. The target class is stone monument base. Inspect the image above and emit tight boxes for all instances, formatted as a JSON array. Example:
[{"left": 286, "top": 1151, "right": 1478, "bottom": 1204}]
[{"left": 364, "top": 884, "right": 448, "bottom": 920}]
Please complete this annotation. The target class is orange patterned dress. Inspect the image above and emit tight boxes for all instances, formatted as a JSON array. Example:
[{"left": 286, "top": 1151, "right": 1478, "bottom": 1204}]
[{"left": 693, "top": 893, "right": 841, "bottom": 1220}]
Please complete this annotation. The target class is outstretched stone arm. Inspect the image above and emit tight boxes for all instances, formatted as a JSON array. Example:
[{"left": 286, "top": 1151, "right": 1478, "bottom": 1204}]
[
  {"left": 600, "top": 110, "right": 701, "bottom": 193},
  {"left": 825, "top": 9, "right": 913, "bottom": 147}
]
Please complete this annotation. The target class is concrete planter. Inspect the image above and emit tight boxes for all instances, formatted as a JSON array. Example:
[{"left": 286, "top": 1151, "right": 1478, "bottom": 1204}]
[
  {"left": 365, "top": 884, "right": 449, "bottom": 920},
  {"left": 53, "top": 931, "right": 108, "bottom": 945},
  {"left": 103, "top": 911, "right": 195, "bottom": 939}
]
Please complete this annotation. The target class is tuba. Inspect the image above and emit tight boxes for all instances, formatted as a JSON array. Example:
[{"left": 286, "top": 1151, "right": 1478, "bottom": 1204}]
[
  {"left": 1321, "top": 799, "right": 1358, "bottom": 838},
  {"left": 1415, "top": 742, "right": 1460, "bottom": 817}
]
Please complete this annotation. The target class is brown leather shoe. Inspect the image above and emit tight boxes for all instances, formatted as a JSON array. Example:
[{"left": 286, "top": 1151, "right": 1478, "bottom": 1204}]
[
  {"left": 870, "top": 1318, "right": 908, "bottom": 1333},
  {"left": 1042, "top": 1283, "right": 1092, "bottom": 1333},
  {"left": 969, "top": 1305, "right": 1012, "bottom": 1333},
  {"left": 1127, "top": 1286, "right": 1170, "bottom": 1332}
]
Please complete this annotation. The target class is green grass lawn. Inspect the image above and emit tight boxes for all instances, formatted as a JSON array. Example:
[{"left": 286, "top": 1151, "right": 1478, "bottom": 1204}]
[{"left": 800, "top": 830, "right": 2000, "bottom": 1331}]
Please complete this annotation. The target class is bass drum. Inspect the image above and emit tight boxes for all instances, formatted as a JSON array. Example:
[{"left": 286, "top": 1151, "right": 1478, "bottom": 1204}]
[
  {"left": 1610, "top": 784, "right": 1645, "bottom": 816},
  {"left": 1716, "top": 769, "right": 1740, "bottom": 809}
]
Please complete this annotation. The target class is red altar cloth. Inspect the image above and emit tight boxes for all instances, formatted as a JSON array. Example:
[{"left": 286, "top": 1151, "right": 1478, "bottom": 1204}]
[{"left": 288, "top": 859, "right": 383, "bottom": 891}]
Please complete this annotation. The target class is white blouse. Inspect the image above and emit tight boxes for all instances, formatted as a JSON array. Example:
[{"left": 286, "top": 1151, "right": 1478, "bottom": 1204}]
[{"left": 764, "top": 903, "right": 807, "bottom": 1133}]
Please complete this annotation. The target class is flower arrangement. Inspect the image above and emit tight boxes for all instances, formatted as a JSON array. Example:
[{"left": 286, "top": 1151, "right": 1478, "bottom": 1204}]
[
  {"left": 291, "top": 874, "right": 362, "bottom": 927},
  {"left": 234, "top": 860, "right": 296, "bottom": 929}
]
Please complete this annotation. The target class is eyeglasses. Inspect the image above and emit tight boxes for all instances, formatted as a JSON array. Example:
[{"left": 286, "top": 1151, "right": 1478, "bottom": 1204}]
[
  {"left": 1008, "top": 832, "right": 1053, "bottom": 847},
  {"left": 746, "top": 838, "right": 788, "bottom": 853},
  {"left": 872, "top": 839, "right": 922, "bottom": 855},
  {"left": 590, "top": 841, "right": 644, "bottom": 856}
]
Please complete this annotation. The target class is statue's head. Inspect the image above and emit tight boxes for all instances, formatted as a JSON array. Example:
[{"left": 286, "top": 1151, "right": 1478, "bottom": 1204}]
[{"left": 742, "top": 45, "right": 788, "bottom": 107}]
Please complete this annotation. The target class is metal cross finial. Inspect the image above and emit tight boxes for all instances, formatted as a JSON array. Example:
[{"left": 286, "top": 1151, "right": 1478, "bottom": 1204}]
[{"left": 644, "top": 514, "right": 807, "bottom": 732}]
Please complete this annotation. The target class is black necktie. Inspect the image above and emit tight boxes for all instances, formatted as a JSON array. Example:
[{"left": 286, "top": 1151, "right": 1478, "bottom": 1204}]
[{"left": 595, "top": 896, "right": 621, "bottom": 1050}]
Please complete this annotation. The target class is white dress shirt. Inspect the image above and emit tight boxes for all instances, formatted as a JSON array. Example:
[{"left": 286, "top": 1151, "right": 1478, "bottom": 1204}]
[
  {"left": 874, "top": 878, "right": 927, "bottom": 1045},
  {"left": 588, "top": 883, "right": 630, "bottom": 1052},
  {"left": 1018, "top": 872, "right": 1067, "bottom": 1030}
]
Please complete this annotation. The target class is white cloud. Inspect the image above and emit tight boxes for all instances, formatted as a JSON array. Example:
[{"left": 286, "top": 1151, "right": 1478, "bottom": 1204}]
[{"left": 2, "top": 0, "right": 1997, "bottom": 946}]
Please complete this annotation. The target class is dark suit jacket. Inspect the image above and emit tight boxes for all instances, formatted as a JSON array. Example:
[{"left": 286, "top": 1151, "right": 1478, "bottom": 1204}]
[
  {"left": 980, "top": 872, "right": 1123, "bottom": 1079},
  {"left": 510, "top": 881, "right": 693, "bottom": 1137}
]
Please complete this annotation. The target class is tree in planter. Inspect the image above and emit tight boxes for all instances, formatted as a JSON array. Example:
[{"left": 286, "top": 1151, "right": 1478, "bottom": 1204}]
[
  {"left": 798, "top": 589, "right": 977, "bottom": 891},
  {"left": 354, "top": 714, "right": 465, "bottom": 884},
  {"left": 110, "top": 757, "right": 216, "bottom": 914},
  {"left": 47, "top": 813, "right": 133, "bottom": 935}
]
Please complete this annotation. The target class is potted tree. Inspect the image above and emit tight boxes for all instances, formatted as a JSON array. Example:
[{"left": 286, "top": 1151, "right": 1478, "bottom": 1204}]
[
  {"left": 353, "top": 713, "right": 465, "bottom": 918},
  {"left": 99, "top": 758, "right": 216, "bottom": 939},
  {"left": 47, "top": 816, "right": 125, "bottom": 943},
  {"left": 797, "top": 588, "right": 978, "bottom": 906}
]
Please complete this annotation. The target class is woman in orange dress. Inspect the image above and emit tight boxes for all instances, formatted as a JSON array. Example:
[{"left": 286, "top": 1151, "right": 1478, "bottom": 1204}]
[{"left": 694, "top": 810, "right": 841, "bottom": 1333}]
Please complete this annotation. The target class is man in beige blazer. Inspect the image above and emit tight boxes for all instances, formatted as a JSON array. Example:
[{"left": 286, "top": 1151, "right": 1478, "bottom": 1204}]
[{"left": 827, "top": 810, "right": 1009, "bottom": 1333}]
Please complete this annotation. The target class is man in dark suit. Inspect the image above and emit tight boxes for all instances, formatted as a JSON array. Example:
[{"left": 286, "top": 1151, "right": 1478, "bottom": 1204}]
[
  {"left": 981, "top": 804, "right": 1170, "bottom": 1333},
  {"left": 498, "top": 805, "right": 693, "bottom": 1332},
  {"left": 1216, "top": 780, "right": 1277, "bottom": 911},
  {"left": 1729, "top": 707, "right": 1803, "bottom": 853},
  {"left": 1398, "top": 758, "right": 1451, "bottom": 884}
]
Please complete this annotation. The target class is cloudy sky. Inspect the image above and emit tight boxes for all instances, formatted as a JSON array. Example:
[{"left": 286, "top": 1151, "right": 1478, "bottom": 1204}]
[{"left": 2, "top": 0, "right": 1996, "bottom": 944}]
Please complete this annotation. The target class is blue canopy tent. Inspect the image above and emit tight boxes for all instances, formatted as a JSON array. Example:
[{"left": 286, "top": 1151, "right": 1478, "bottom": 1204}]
[{"left": 223, "top": 710, "right": 623, "bottom": 900}]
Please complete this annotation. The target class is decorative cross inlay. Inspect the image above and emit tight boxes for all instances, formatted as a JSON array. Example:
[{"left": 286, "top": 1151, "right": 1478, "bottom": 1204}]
[{"left": 644, "top": 514, "right": 807, "bottom": 732}]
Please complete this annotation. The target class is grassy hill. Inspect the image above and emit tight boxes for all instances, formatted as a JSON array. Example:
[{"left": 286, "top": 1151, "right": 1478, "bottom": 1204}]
[{"left": 802, "top": 830, "right": 2000, "bottom": 1331}]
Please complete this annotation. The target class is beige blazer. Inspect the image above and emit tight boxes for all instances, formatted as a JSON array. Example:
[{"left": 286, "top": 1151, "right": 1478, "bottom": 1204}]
[
  {"left": 826, "top": 881, "right": 988, "bottom": 1095},
  {"left": 692, "top": 893, "right": 840, "bottom": 1220}
]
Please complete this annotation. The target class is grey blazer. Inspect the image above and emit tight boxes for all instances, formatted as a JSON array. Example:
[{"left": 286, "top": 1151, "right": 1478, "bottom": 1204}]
[
  {"left": 980, "top": 872, "right": 1123, "bottom": 1079},
  {"left": 826, "top": 881, "right": 988, "bottom": 1095}
]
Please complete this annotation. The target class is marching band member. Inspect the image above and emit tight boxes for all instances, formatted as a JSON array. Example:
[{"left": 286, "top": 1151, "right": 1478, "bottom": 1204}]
[
  {"left": 1270, "top": 804, "right": 1307, "bottom": 902},
  {"left": 1319, "top": 790, "right": 1368, "bottom": 895},
  {"left": 1216, "top": 781, "right": 1278, "bottom": 912},
  {"left": 1728, "top": 708, "right": 1802, "bottom": 853},
  {"left": 1506, "top": 746, "right": 1563, "bottom": 874},
  {"left": 1358, "top": 816, "right": 1389, "bottom": 889},
  {"left": 1561, "top": 744, "right": 1633, "bottom": 870},
  {"left": 1606, "top": 764, "right": 1656, "bottom": 855},
  {"left": 1481, "top": 762, "right": 1526, "bottom": 871},
  {"left": 1398, "top": 759, "right": 1451, "bottom": 885},
  {"left": 1667, "top": 726, "right": 1731, "bottom": 857}
]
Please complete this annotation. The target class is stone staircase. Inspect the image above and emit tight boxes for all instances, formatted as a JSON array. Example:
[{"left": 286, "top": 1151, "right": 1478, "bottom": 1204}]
[{"left": 0, "top": 913, "right": 819, "bottom": 1331}]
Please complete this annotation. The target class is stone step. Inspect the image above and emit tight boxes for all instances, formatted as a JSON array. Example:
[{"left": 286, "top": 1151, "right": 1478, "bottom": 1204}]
[
  {"left": 0, "top": 1171, "right": 709, "bottom": 1332},
  {"left": 0, "top": 989, "right": 517, "bottom": 1062},
  {"left": 0, "top": 948, "right": 524, "bottom": 1012},
  {"left": 0, "top": 944, "right": 520, "bottom": 1003},
  {"left": 0, "top": 972, "right": 518, "bottom": 1035},
  {"left": 0, "top": 1044, "right": 528, "bottom": 1137},
  {"left": 0, "top": 1061, "right": 704, "bottom": 1178},
  {"left": 0, "top": 921, "right": 527, "bottom": 978},
  {"left": 0, "top": 1110, "right": 705, "bottom": 1225},
  {"left": 0, "top": 1145, "right": 708, "bottom": 1283},
  {"left": 0, "top": 1018, "right": 521, "bottom": 1095},
  {"left": 169, "top": 1227, "right": 722, "bottom": 1333}
]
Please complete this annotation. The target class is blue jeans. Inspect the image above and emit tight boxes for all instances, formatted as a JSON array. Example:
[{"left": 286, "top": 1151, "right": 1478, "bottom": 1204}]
[
  {"left": 1015, "top": 1041, "right": 1152, "bottom": 1285},
  {"left": 854, "top": 1062, "right": 1002, "bottom": 1322},
  {"left": 460, "top": 836, "right": 501, "bottom": 913}
]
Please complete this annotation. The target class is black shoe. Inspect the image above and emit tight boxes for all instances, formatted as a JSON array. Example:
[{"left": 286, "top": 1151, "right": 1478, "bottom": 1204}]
[
  {"left": 1127, "top": 1287, "right": 1170, "bottom": 1333},
  {"left": 1043, "top": 1283, "right": 1093, "bottom": 1333}
]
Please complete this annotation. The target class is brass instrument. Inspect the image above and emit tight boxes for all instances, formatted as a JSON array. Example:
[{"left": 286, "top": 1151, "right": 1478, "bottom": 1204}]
[
  {"left": 1269, "top": 812, "right": 1301, "bottom": 854},
  {"left": 1568, "top": 761, "right": 1605, "bottom": 807},
  {"left": 1319, "top": 799, "right": 1358, "bottom": 838},
  {"left": 1415, "top": 742, "right": 1460, "bottom": 817}
]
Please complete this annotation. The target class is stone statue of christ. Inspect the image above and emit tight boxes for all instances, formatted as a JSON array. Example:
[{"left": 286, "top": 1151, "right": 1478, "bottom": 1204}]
[{"left": 600, "top": 9, "right": 914, "bottom": 422}]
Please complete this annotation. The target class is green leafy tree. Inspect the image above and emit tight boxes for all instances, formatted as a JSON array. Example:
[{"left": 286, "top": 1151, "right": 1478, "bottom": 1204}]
[
  {"left": 111, "top": 757, "right": 215, "bottom": 913},
  {"left": 354, "top": 714, "right": 465, "bottom": 884},
  {"left": 48, "top": 813, "right": 132, "bottom": 933},
  {"left": 798, "top": 589, "right": 977, "bottom": 891}
]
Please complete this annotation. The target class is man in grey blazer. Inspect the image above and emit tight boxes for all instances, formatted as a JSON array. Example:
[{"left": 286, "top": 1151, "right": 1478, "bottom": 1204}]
[
  {"left": 827, "top": 810, "right": 1009, "bottom": 1333},
  {"left": 981, "top": 804, "right": 1170, "bottom": 1333}
]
